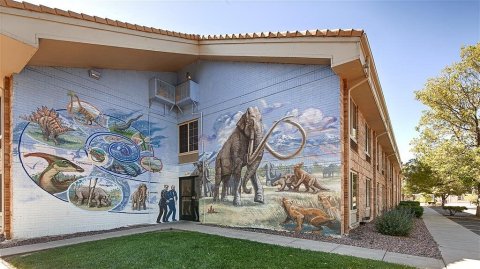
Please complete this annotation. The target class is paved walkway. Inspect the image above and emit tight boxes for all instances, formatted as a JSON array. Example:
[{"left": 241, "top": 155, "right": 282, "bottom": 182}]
[
  {"left": 430, "top": 206, "right": 480, "bottom": 235},
  {"left": 423, "top": 207, "right": 480, "bottom": 268},
  {"left": 2, "top": 209, "right": 478, "bottom": 268}
]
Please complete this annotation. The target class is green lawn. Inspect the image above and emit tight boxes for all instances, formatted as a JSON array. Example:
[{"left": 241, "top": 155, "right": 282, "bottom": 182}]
[{"left": 6, "top": 231, "right": 412, "bottom": 269}]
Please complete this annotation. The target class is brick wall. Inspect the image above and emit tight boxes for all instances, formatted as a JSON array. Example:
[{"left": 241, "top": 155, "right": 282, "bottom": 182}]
[
  {"left": 3, "top": 76, "right": 13, "bottom": 239},
  {"left": 344, "top": 94, "right": 400, "bottom": 232}
]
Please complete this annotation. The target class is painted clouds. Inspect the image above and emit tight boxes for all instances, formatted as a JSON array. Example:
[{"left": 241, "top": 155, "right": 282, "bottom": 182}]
[
  {"left": 267, "top": 107, "right": 339, "bottom": 156},
  {"left": 207, "top": 111, "right": 243, "bottom": 146}
]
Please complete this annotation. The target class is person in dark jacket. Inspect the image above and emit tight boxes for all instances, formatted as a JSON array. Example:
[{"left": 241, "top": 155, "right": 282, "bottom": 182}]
[
  {"left": 156, "top": 185, "right": 169, "bottom": 223},
  {"left": 166, "top": 185, "right": 178, "bottom": 221},
  {"left": 192, "top": 191, "right": 199, "bottom": 221}
]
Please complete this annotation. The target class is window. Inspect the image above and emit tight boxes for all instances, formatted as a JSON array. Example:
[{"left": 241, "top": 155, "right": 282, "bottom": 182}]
[
  {"left": 366, "top": 178, "right": 371, "bottom": 207},
  {"left": 390, "top": 163, "right": 394, "bottom": 182},
  {"left": 179, "top": 120, "right": 198, "bottom": 154},
  {"left": 365, "top": 123, "right": 371, "bottom": 162},
  {"left": 350, "top": 99, "right": 358, "bottom": 141},
  {"left": 350, "top": 171, "right": 358, "bottom": 210}
]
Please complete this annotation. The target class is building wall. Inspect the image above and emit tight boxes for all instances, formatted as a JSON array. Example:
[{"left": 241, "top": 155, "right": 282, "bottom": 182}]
[
  {"left": 178, "top": 61, "right": 343, "bottom": 236},
  {"left": 345, "top": 97, "right": 401, "bottom": 232},
  {"left": 7, "top": 61, "right": 376, "bottom": 238},
  {"left": 349, "top": 106, "right": 375, "bottom": 225},
  {"left": 11, "top": 66, "right": 179, "bottom": 238}
]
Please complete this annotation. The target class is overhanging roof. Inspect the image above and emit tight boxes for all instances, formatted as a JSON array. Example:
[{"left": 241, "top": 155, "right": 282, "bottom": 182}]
[{"left": 0, "top": 0, "right": 401, "bottom": 167}]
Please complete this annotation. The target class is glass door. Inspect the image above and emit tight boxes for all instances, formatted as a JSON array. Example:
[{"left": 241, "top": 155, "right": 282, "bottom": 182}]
[
  {"left": 349, "top": 171, "right": 358, "bottom": 226},
  {"left": 179, "top": 177, "right": 199, "bottom": 221}
]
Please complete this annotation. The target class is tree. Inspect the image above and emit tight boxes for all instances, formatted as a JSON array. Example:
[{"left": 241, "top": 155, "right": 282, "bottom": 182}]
[
  {"left": 413, "top": 43, "right": 480, "bottom": 215},
  {"left": 402, "top": 157, "right": 468, "bottom": 206}
]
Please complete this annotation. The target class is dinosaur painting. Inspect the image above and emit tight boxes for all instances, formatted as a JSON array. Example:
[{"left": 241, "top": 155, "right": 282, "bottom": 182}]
[
  {"left": 67, "top": 91, "right": 104, "bottom": 126},
  {"left": 20, "top": 106, "right": 73, "bottom": 145},
  {"left": 24, "top": 152, "right": 84, "bottom": 194},
  {"left": 111, "top": 114, "right": 142, "bottom": 132}
]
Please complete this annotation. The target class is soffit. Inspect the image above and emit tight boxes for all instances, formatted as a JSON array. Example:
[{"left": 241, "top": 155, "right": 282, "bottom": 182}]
[{"left": 28, "top": 39, "right": 198, "bottom": 72}]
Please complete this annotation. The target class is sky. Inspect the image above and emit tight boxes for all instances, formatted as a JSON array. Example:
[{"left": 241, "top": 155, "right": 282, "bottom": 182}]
[{"left": 22, "top": 0, "right": 480, "bottom": 163}]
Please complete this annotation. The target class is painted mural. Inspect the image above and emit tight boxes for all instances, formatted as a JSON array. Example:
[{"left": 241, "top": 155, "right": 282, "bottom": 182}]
[
  {"left": 197, "top": 98, "right": 342, "bottom": 235},
  {"left": 17, "top": 91, "right": 165, "bottom": 213}
]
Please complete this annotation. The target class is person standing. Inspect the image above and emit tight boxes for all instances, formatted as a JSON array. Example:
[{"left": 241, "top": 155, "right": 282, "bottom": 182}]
[
  {"left": 192, "top": 191, "right": 199, "bottom": 221},
  {"left": 157, "top": 185, "right": 169, "bottom": 223},
  {"left": 166, "top": 185, "right": 178, "bottom": 221}
]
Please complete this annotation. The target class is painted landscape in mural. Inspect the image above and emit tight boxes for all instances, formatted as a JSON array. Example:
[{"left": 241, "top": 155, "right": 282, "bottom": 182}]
[
  {"left": 197, "top": 97, "right": 341, "bottom": 235},
  {"left": 17, "top": 91, "right": 165, "bottom": 213}
]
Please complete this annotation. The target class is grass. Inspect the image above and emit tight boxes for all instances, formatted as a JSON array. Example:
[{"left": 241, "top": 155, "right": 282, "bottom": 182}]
[{"left": 5, "top": 230, "right": 412, "bottom": 269}]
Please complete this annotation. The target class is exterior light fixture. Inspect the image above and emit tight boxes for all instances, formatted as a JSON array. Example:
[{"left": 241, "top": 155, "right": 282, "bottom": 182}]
[
  {"left": 186, "top": 72, "right": 192, "bottom": 80},
  {"left": 88, "top": 69, "right": 101, "bottom": 80}
]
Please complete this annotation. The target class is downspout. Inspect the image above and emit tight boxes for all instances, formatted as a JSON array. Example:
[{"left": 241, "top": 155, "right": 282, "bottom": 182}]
[
  {"left": 0, "top": 84, "right": 3, "bottom": 238},
  {"left": 191, "top": 107, "right": 204, "bottom": 223},
  {"left": 374, "top": 131, "right": 387, "bottom": 215},
  {"left": 345, "top": 77, "right": 368, "bottom": 231}
]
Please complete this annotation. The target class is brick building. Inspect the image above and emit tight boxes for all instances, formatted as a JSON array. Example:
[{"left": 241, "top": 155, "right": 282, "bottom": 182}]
[{"left": 0, "top": 1, "right": 401, "bottom": 239}]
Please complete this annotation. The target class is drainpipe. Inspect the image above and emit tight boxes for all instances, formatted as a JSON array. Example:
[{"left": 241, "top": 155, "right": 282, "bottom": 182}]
[
  {"left": 191, "top": 107, "right": 204, "bottom": 223},
  {"left": 345, "top": 77, "right": 368, "bottom": 230}
]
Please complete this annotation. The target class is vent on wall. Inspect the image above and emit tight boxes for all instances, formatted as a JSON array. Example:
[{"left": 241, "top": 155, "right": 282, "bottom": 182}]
[
  {"left": 149, "top": 78, "right": 175, "bottom": 107},
  {"left": 176, "top": 80, "right": 199, "bottom": 107},
  {"left": 149, "top": 78, "right": 199, "bottom": 113}
]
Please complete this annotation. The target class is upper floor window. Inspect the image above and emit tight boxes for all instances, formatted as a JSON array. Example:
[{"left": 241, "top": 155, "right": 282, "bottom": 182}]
[
  {"left": 179, "top": 120, "right": 198, "bottom": 154},
  {"left": 350, "top": 99, "right": 358, "bottom": 141},
  {"left": 365, "top": 123, "right": 371, "bottom": 157}
]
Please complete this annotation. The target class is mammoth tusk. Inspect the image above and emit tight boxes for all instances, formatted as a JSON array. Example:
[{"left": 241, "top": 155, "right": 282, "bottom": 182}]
[
  {"left": 265, "top": 119, "right": 307, "bottom": 160},
  {"left": 246, "top": 116, "right": 306, "bottom": 165}
]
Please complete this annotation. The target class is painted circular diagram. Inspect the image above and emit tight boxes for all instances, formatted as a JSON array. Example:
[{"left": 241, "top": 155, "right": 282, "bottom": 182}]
[{"left": 18, "top": 92, "right": 164, "bottom": 212}]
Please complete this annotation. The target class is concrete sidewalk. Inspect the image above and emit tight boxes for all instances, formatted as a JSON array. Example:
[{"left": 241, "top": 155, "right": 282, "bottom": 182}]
[
  {"left": 0, "top": 221, "right": 444, "bottom": 268},
  {"left": 422, "top": 207, "right": 480, "bottom": 269}
]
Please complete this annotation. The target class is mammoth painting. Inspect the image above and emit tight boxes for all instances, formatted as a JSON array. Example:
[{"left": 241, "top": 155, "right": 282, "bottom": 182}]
[{"left": 214, "top": 107, "right": 307, "bottom": 206}]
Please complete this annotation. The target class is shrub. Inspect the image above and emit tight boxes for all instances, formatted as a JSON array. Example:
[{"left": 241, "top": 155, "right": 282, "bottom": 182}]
[
  {"left": 399, "top": 201, "right": 420, "bottom": 206},
  {"left": 375, "top": 208, "right": 414, "bottom": 236},
  {"left": 397, "top": 204, "right": 424, "bottom": 218},
  {"left": 442, "top": 206, "right": 467, "bottom": 216}
]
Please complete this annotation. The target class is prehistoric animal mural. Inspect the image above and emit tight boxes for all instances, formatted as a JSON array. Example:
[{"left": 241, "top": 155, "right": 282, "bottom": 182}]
[
  {"left": 192, "top": 161, "right": 214, "bottom": 198},
  {"left": 199, "top": 97, "right": 342, "bottom": 236},
  {"left": 281, "top": 197, "right": 336, "bottom": 233},
  {"left": 24, "top": 152, "right": 84, "bottom": 194},
  {"left": 214, "top": 107, "right": 307, "bottom": 206},
  {"left": 18, "top": 92, "right": 166, "bottom": 213},
  {"left": 272, "top": 174, "right": 295, "bottom": 191},
  {"left": 131, "top": 183, "right": 148, "bottom": 211},
  {"left": 20, "top": 107, "right": 74, "bottom": 145},
  {"left": 264, "top": 162, "right": 282, "bottom": 186},
  {"left": 292, "top": 162, "right": 329, "bottom": 194}
]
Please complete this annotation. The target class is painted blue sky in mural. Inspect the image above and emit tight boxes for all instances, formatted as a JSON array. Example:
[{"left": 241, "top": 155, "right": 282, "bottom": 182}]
[{"left": 204, "top": 97, "right": 340, "bottom": 164}]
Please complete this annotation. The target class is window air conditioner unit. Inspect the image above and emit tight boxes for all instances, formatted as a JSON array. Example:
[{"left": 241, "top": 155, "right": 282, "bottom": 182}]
[
  {"left": 149, "top": 78, "right": 175, "bottom": 107},
  {"left": 175, "top": 80, "right": 199, "bottom": 107}
]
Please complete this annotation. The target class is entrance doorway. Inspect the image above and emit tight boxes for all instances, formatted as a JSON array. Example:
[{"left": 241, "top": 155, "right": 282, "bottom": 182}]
[{"left": 179, "top": 177, "right": 199, "bottom": 221}]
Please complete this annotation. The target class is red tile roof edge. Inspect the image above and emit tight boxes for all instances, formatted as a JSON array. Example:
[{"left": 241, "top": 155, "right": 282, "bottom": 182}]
[{"left": 1, "top": 1, "right": 364, "bottom": 41}]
